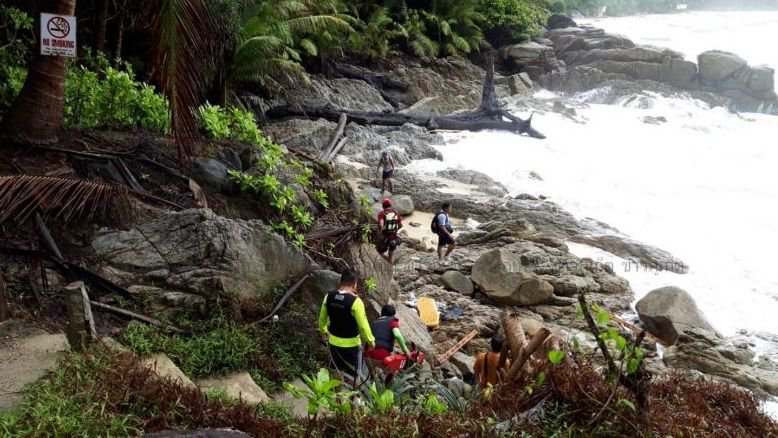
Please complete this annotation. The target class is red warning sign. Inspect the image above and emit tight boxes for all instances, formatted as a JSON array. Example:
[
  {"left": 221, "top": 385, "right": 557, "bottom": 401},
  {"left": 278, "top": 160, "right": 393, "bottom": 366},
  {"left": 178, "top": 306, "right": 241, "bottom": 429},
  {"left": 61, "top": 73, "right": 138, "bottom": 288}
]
[{"left": 40, "top": 13, "right": 76, "bottom": 57}]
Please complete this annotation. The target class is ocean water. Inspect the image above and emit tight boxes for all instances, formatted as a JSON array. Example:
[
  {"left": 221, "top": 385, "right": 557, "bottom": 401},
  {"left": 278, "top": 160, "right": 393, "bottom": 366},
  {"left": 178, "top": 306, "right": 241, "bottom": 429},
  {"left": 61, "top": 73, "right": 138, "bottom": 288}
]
[{"left": 407, "top": 11, "right": 778, "bottom": 393}]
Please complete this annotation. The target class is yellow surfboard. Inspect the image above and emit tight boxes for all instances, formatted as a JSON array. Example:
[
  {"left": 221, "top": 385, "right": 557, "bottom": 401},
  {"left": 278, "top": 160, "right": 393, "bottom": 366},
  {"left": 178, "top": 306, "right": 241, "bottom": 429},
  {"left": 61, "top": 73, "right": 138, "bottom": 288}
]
[{"left": 416, "top": 297, "right": 439, "bottom": 329}]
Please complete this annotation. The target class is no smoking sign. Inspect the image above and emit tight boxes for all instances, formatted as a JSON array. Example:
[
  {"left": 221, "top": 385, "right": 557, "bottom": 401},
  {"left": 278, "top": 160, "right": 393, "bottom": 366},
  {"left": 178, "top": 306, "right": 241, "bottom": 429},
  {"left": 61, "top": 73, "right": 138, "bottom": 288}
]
[{"left": 40, "top": 13, "right": 76, "bottom": 57}]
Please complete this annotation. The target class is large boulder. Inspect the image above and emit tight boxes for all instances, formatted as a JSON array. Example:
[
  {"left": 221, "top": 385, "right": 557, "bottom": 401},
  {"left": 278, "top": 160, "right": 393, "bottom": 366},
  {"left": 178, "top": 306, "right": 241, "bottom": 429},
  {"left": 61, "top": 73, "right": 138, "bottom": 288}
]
[
  {"left": 92, "top": 209, "right": 313, "bottom": 298},
  {"left": 501, "top": 42, "right": 560, "bottom": 76},
  {"left": 299, "top": 270, "right": 341, "bottom": 314},
  {"left": 748, "top": 65, "right": 775, "bottom": 92},
  {"left": 698, "top": 50, "right": 748, "bottom": 82},
  {"left": 547, "top": 14, "right": 577, "bottom": 30},
  {"left": 635, "top": 286, "right": 716, "bottom": 345},
  {"left": 439, "top": 271, "right": 474, "bottom": 295},
  {"left": 471, "top": 249, "right": 554, "bottom": 306},
  {"left": 342, "top": 243, "right": 399, "bottom": 320},
  {"left": 394, "top": 301, "right": 434, "bottom": 355},
  {"left": 388, "top": 195, "right": 415, "bottom": 216}
]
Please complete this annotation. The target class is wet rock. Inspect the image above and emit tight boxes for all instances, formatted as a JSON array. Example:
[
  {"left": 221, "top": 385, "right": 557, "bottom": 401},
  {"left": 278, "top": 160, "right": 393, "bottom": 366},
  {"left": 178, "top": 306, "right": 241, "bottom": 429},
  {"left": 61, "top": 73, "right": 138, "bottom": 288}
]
[
  {"left": 698, "top": 50, "right": 747, "bottom": 82},
  {"left": 545, "top": 274, "right": 600, "bottom": 297},
  {"left": 663, "top": 328, "right": 778, "bottom": 397},
  {"left": 436, "top": 168, "right": 508, "bottom": 195},
  {"left": 636, "top": 286, "right": 717, "bottom": 345},
  {"left": 471, "top": 249, "right": 554, "bottom": 306},
  {"left": 570, "top": 234, "right": 688, "bottom": 274}
]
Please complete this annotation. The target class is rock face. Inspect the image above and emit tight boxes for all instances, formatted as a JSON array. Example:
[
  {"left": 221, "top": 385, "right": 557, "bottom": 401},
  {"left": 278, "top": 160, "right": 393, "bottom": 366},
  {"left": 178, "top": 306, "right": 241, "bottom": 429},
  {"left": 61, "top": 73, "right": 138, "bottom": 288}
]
[
  {"left": 436, "top": 168, "right": 508, "bottom": 196},
  {"left": 635, "top": 286, "right": 716, "bottom": 345},
  {"left": 530, "top": 23, "right": 778, "bottom": 114},
  {"left": 570, "top": 234, "right": 688, "bottom": 274},
  {"left": 440, "top": 271, "right": 474, "bottom": 295},
  {"left": 501, "top": 41, "right": 561, "bottom": 80},
  {"left": 471, "top": 249, "right": 554, "bottom": 306},
  {"left": 92, "top": 209, "right": 313, "bottom": 299},
  {"left": 663, "top": 328, "right": 778, "bottom": 397}
]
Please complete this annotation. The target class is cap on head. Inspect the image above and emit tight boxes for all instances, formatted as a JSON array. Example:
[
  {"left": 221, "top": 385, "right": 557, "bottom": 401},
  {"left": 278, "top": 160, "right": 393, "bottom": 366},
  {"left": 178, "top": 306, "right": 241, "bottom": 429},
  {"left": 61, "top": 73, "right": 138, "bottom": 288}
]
[
  {"left": 381, "top": 151, "right": 388, "bottom": 157},
  {"left": 382, "top": 198, "right": 392, "bottom": 208}
]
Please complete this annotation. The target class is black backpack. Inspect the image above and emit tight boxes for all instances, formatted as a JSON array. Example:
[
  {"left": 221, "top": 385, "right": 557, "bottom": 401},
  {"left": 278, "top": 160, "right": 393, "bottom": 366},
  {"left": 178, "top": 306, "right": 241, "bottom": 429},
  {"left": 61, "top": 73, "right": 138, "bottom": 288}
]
[{"left": 431, "top": 211, "right": 449, "bottom": 233}]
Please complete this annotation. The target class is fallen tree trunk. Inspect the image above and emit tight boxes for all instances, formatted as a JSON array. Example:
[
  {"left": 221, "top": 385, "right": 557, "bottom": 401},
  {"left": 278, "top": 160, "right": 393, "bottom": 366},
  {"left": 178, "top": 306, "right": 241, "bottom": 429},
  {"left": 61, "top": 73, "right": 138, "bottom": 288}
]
[{"left": 267, "top": 53, "right": 545, "bottom": 140}]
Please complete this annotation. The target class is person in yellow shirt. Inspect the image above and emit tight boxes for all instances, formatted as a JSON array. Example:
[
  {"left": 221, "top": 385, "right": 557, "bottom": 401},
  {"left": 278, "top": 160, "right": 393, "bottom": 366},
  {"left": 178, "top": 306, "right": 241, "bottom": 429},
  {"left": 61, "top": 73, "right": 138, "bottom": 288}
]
[
  {"left": 318, "top": 269, "right": 375, "bottom": 384},
  {"left": 473, "top": 336, "right": 510, "bottom": 389}
]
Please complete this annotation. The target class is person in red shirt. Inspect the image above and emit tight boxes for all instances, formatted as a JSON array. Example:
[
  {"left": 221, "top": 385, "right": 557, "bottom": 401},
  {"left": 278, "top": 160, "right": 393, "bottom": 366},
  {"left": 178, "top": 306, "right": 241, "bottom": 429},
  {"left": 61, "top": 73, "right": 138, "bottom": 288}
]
[
  {"left": 377, "top": 199, "right": 402, "bottom": 265},
  {"left": 365, "top": 304, "right": 411, "bottom": 362}
]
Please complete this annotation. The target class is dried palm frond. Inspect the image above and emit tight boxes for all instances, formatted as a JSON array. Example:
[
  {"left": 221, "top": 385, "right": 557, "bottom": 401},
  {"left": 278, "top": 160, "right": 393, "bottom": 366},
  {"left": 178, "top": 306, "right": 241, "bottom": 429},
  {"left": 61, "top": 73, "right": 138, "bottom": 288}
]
[{"left": 0, "top": 175, "right": 128, "bottom": 225}]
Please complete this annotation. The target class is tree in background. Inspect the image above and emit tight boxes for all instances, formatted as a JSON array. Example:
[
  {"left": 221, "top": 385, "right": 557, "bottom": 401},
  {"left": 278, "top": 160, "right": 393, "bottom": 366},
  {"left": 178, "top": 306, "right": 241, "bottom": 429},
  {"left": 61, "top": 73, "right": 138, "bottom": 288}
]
[{"left": 477, "top": 0, "right": 548, "bottom": 48}]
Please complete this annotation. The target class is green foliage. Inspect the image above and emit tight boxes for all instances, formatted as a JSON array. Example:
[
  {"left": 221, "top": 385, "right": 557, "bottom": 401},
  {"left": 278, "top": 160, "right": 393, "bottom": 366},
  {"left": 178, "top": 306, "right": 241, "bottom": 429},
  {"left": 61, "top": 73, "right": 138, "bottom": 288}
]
[
  {"left": 313, "top": 189, "right": 330, "bottom": 209},
  {"left": 123, "top": 321, "right": 260, "bottom": 378},
  {"left": 587, "top": 303, "right": 646, "bottom": 377},
  {"left": 350, "top": 7, "right": 405, "bottom": 59},
  {"left": 199, "top": 103, "right": 269, "bottom": 146},
  {"left": 364, "top": 276, "right": 378, "bottom": 294},
  {"left": 416, "top": 0, "right": 485, "bottom": 56},
  {"left": 64, "top": 56, "right": 170, "bottom": 132},
  {"left": 283, "top": 368, "right": 354, "bottom": 419},
  {"left": 0, "top": 5, "right": 33, "bottom": 113},
  {"left": 476, "top": 0, "right": 547, "bottom": 46},
  {"left": 366, "top": 382, "right": 396, "bottom": 414},
  {"left": 0, "top": 352, "right": 141, "bottom": 436},
  {"left": 421, "top": 393, "right": 448, "bottom": 415},
  {"left": 548, "top": 350, "right": 566, "bottom": 365}
]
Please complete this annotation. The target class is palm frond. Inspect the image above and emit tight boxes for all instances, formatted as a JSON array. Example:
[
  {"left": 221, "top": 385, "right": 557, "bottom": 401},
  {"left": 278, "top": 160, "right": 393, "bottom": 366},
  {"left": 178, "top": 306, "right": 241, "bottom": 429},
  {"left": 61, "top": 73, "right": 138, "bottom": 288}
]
[
  {"left": 0, "top": 176, "right": 128, "bottom": 225},
  {"left": 151, "top": 0, "right": 218, "bottom": 164},
  {"left": 286, "top": 14, "right": 355, "bottom": 36}
]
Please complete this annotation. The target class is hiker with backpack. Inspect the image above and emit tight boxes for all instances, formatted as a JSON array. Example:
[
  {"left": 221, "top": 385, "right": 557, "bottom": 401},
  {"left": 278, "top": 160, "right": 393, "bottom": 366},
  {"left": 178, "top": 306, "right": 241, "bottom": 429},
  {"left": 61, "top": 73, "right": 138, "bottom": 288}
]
[
  {"left": 431, "top": 202, "right": 456, "bottom": 265},
  {"left": 377, "top": 199, "right": 403, "bottom": 265},
  {"left": 377, "top": 151, "right": 395, "bottom": 195}
]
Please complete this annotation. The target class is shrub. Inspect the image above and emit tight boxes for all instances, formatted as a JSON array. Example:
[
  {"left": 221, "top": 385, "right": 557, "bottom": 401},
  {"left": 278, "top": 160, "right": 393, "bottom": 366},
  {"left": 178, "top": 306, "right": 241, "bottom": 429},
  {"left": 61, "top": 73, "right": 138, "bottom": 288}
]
[
  {"left": 0, "top": 6, "right": 33, "bottom": 114},
  {"left": 477, "top": 0, "right": 548, "bottom": 47}
]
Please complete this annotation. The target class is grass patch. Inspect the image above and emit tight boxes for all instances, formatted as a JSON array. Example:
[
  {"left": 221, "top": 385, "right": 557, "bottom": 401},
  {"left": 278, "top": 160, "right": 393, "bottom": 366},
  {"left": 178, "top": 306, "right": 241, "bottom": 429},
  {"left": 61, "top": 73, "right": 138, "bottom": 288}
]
[{"left": 122, "top": 291, "right": 326, "bottom": 393}]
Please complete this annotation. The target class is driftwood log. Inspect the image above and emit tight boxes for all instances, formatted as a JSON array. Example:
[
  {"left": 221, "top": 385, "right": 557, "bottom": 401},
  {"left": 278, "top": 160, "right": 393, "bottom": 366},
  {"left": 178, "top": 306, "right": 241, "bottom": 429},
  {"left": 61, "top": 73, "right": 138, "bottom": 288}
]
[{"left": 267, "top": 53, "right": 545, "bottom": 139}]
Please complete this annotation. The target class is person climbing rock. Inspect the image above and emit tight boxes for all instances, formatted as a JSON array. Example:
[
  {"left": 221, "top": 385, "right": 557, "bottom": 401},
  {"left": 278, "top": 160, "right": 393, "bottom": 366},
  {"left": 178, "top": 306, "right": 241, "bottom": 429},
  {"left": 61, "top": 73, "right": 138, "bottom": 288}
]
[
  {"left": 432, "top": 202, "right": 456, "bottom": 265},
  {"left": 377, "top": 199, "right": 403, "bottom": 265},
  {"left": 377, "top": 151, "right": 395, "bottom": 194},
  {"left": 365, "top": 304, "right": 411, "bottom": 362},
  {"left": 318, "top": 270, "right": 375, "bottom": 384},
  {"left": 473, "top": 335, "right": 510, "bottom": 389}
]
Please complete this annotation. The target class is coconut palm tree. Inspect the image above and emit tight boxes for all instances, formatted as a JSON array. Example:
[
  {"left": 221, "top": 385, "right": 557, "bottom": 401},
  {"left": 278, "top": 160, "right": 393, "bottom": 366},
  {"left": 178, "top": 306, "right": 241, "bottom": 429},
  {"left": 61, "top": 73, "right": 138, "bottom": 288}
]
[
  {"left": 0, "top": 0, "right": 75, "bottom": 144},
  {"left": 1, "top": 0, "right": 219, "bottom": 163}
]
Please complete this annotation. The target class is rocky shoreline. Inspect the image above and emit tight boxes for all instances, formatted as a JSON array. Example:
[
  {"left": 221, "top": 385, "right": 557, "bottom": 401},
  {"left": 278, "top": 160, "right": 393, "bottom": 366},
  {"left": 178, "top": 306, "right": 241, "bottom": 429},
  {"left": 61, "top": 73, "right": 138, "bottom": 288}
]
[{"left": 247, "top": 21, "right": 778, "bottom": 399}]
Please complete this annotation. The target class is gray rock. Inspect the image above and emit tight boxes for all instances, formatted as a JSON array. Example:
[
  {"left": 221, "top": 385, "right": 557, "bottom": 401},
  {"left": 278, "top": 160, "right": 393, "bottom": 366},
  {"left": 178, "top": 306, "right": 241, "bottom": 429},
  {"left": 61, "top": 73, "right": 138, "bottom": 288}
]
[
  {"left": 299, "top": 270, "right": 341, "bottom": 313},
  {"left": 547, "top": 14, "right": 577, "bottom": 30},
  {"left": 546, "top": 274, "right": 600, "bottom": 297},
  {"left": 394, "top": 301, "right": 434, "bottom": 355},
  {"left": 698, "top": 50, "right": 748, "bottom": 82},
  {"left": 502, "top": 41, "right": 560, "bottom": 73},
  {"left": 636, "top": 286, "right": 717, "bottom": 345},
  {"left": 218, "top": 148, "right": 242, "bottom": 170},
  {"left": 450, "top": 352, "right": 476, "bottom": 380},
  {"left": 664, "top": 328, "right": 778, "bottom": 397},
  {"left": 748, "top": 65, "right": 775, "bottom": 92},
  {"left": 191, "top": 159, "right": 229, "bottom": 192},
  {"left": 443, "top": 377, "right": 467, "bottom": 397},
  {"left": 439, "top": 271, "right": 474, "bottom": 295},
  {"left": 288, "top": 78, "right": 393, "bottom": 112},
  {"left": 437, "top": 168, "right": 507, "bottom": 195},
  {"left": 388, "top": 195, "right": 414, "bottom": 215},
  {"left": 570, "top": 234, "right": 688, "bottom": 274},
  {"left": 198, "top": 372, "right": 270, "bottom": 404},
  {"left": 159, "top": 291, "right": 206, "bottom": 314},
  {"left": 93, "top": 209, "right": 313, "bottom": 298},
  {"left": 471, "top": 249, "right": 554, "bottom": 306}
]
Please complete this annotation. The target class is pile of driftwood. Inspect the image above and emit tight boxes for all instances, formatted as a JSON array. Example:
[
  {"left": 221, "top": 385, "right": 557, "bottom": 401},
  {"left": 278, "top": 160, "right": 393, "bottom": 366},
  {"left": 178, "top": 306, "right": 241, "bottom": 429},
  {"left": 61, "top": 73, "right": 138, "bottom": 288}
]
[{"left": 498, "top": 311, "right": 572, "bottom": 383}]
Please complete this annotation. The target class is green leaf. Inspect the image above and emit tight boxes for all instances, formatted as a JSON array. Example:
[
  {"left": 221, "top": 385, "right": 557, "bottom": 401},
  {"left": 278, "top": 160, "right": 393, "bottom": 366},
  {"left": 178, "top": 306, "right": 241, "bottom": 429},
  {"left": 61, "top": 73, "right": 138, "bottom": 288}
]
[
  {"left": 615, "top": 335, "right": 627, "bottom": 351},
  {"left": 595, "top": 309, "right": 610, "bottom": 327},
  {"left": 627, "top": 358, "right": 639, "bottom": 375},
  {"left": 617, "top": 398, "right": 636, "bottom": 411},
  {"left": 548, "top": 350, "right": 566, "bottom": 365}
]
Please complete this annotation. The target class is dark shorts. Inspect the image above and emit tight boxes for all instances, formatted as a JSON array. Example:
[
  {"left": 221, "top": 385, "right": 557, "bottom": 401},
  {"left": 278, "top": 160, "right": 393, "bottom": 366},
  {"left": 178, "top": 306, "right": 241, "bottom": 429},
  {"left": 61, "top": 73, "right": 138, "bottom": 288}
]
[
  {"left": 437, "top": 232, "right": 455, "bottom": 247},
  {"left": 378, "top": 236, "right": 400, "bottom": 253},
  {"left": 329, "top": 344, "right": 363, "bottom": 378},
  {"left": 382, "top": 169, "right": 394, "bottom": 180}
]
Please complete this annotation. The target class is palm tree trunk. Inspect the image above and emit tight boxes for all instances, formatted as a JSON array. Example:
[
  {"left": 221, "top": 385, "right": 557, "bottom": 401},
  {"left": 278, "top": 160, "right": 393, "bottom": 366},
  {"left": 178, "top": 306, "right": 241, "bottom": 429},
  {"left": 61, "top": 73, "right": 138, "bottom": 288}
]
[
  {"left": 94, "top": 0, "right": 109, "bottom": 52},
  {"left": 0, "top": 0, "right": 77, "bottom": 145},
  {"left": 113, "top": 13, "right": 124, "bottom": 66}
]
